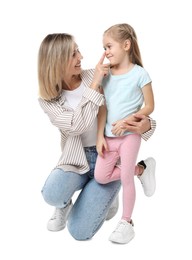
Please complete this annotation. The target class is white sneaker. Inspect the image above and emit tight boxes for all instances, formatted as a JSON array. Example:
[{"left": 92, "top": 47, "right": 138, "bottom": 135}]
[
  {"left": 109, "top": 219, "right": 135, "bottom": 244},
  {"left": 138, "top": 157, "right": 156, "bottom": 197},
  {"left": 106, "top": 195, "right": 119, "bottom": 220},
  {"left": 47, "top": 200, "right": 73, "bottom": 231}
]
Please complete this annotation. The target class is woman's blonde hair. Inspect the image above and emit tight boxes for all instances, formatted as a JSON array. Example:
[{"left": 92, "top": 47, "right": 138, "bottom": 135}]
[
  {"left": 104, "top": 23, "right": 143, "bottom": 67},
  {"left": 38, "top": 33, "right": 74, "bottom": 100}
]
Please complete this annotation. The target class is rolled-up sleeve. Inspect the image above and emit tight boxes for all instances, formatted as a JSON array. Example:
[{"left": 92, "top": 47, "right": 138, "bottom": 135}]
[
  {"left": 141, "top": 117, "right": 156, "bottom": 141},
  {"left": 38, "top": 88, "right": 104, "bottom": 136}
]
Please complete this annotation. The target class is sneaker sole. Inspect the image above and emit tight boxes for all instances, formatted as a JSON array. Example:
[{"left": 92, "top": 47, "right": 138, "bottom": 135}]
[{"left": 109, "top": 233, "right": 135, "bottom": 244}]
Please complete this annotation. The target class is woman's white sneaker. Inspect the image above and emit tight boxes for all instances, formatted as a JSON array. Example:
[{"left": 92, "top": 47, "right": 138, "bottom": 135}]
[
  {"left": 106, "top": 195, "right": 119, "bottom": 220},
  {"left": 109, "top": 219, "right": 135, "bottom": 244},
  {"left": 138, "top": 157, "right": 156, "bottom": 197},
  {"left": 47, "top": 200, "right": 73, "bottom": 231}
]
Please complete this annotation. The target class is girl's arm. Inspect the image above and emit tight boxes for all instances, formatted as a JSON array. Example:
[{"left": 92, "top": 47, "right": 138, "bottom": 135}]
[
  {"left": 111, "top": 83, "right": 155, "bottom": 140},
  {"left": 134, "top": 82, "right": 154, "bottom": 117},
  {"left": 96, "top": 103, "right": 108, "bottom": 156}
]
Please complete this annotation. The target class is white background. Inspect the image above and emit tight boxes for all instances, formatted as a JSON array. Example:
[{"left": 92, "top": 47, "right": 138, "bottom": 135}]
[{"left": 0, "top": 0, "right": 191, "bottom": 259}]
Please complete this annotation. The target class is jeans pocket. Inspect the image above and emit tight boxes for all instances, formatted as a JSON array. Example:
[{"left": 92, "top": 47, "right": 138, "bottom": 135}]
[{"left": 84, "top": 146, "right": 98, "bottom": 178}]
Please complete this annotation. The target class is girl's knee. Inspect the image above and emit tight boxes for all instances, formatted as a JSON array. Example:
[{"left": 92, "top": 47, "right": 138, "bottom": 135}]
[{"left": 94, "top": 174, "right": 108, "bottom": 184}]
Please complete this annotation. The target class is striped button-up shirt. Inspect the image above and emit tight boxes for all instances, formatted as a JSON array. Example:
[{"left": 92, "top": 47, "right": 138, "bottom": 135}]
[{"left": 39, "top": 69, "right": 156, "bottom": 174}]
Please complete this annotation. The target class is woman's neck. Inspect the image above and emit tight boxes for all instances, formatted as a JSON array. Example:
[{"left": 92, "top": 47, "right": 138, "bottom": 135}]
[{"left": 62, "top": 74, "right": 81, "bottom": 90}]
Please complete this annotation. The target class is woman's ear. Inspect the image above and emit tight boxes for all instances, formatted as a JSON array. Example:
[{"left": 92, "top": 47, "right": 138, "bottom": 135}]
[{"left": 124, "top": 39, "right": 131, "bottom": 50}]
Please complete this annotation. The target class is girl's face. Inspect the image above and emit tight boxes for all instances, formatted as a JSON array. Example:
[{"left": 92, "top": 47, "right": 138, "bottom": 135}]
[
  {"left": 103, "top": 34, "right": 130, "bottom": 68},
  {"left": 66, "top": 43, "right": 83, "bottom": 76}
]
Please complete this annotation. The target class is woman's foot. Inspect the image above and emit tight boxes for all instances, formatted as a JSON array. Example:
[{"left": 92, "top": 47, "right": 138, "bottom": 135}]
[
  {"left": 47, "top": 200, "right": 73, "bottom": 231},
  {"left": 106, "top": 195, "right": 119, "bottom": 220}
]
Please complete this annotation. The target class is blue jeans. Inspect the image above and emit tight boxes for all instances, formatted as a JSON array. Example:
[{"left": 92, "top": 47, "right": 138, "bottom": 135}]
[{"left": 41, "top": 146, "right": 121, "bottom": 240}]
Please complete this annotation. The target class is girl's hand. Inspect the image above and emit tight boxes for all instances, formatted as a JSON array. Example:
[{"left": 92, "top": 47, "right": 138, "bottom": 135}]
[
  {"left": 91, "top": 53, "right": 110, "bottom": 90},
  {"left": 111, "top": 119, "right": 126, "bottom": 136},
  {"left": 96, "top": 136, "right": 108, "bottom": 157}
]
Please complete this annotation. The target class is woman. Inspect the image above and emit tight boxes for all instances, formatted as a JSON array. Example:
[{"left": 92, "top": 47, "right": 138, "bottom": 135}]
[{"left": 38, "top": 33, "right": 156, "bottom": 240}]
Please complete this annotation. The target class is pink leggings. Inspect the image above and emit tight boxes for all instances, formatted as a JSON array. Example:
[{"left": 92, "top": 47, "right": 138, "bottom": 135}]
[{"left": 95, "top": 134, "right": 141, "bottom": 222}]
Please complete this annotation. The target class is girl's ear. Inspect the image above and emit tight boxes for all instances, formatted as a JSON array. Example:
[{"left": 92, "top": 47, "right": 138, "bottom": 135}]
[{"left": 124, "top": 39, "right": 131, "bottom": 50}]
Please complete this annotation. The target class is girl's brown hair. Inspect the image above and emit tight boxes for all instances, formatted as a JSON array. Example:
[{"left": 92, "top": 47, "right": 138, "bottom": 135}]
[{"left": 104, "top": 23, "right": 143, "bottom": 67}]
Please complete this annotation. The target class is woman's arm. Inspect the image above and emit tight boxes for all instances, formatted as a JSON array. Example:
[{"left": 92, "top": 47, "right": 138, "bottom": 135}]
[
  {"left": 120, "top": 114, "right": 156, "bottom": 141},
  {"left": 38, "top": 87, "right": 104, "bottom": 136},
  {"left": 38, "top": 53, "right": 109, "bottom": 136}
]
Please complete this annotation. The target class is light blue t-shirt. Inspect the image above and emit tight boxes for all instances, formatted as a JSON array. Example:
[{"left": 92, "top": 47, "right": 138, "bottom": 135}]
[{"left": 102, "top": 64, "right": 151, "bottom": 137}]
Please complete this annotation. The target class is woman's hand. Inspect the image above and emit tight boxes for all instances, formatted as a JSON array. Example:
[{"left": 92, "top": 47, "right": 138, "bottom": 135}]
[
  {"left": 112, "top": 114, "right": 151, "bottom": 135},
  {"left": 91, "top": 53, "right": 110, "bottom": 90}
]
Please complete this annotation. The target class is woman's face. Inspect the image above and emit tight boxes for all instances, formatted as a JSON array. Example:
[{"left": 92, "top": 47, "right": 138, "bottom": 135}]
[{"left": 66, "top": 43, "right": 83, "bottom": 76}]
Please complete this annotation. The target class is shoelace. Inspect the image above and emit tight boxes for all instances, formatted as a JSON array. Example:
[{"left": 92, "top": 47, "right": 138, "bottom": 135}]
[
  {"left": 114, "top": 220, "right": 134, "bottom": 233},
  {"left": 50, "top": 208, "right": 65, "bottom": 221},
  {"left": 50, "top": 200, "right": 72, "bottom": 221}
]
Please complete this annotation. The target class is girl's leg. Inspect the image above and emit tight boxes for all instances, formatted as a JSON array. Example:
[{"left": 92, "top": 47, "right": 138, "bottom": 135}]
[
  {"left": 135, "top": 164, "right": 143, "bottom": 176},
  {"left": 120, "top": 134, "right": 141, "bottom": 222},
  {"left": 94, "top": 137, "right": 121, "bottom": 184},
  {"left": 41, "top": 168, "right": 89, "bottom": 208}
]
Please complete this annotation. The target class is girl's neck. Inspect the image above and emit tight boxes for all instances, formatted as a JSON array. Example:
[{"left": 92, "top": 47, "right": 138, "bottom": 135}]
[{"left": 111, "top": 62, "right": 134, "bottom": 75}]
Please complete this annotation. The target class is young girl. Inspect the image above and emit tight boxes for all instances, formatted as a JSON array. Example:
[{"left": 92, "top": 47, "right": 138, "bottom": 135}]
[{"left": 94, "top": 23, "right": 155, "bottom": 244}]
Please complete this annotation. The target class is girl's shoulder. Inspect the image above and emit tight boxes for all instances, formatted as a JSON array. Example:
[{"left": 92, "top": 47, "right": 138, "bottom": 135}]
[{"left": 135, "top": 64, "right": 149, "bottom": 75}]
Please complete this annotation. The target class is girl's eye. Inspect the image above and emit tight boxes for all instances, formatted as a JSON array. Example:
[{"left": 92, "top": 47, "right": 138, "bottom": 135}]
[{"left": 104, "top": 45, "right": 111, "bottom": 51}]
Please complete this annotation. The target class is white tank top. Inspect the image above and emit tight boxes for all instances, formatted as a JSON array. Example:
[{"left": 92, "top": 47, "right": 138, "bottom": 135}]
[{"left": 63, "top": 82, "right": 97, "bottom": 147}]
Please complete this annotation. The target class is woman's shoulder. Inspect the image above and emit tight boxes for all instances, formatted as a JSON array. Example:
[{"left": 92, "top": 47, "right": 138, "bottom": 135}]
[
  {"left": 38, "top": 96, "right": 61, "bottom": 112},
  {"left": 81, "top": 68, "right": 95, "bottom": 78},
  {"left": 81, "top": 69, "right": 95, "bottom": 88}
]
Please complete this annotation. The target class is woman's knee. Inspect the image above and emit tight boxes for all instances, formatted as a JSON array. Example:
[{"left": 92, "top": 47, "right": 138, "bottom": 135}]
[
  {"left": 41, "top": 184, "right": 63, "bottom": 207},
  {"left": 41, "top": 169, "right": 66, "bottom": 207},
  {"left": 67, "top": 214, "right": 103, "bottom": 241},
  {"left": 67, "top": 221, "right": 93, "bottom": 240}
]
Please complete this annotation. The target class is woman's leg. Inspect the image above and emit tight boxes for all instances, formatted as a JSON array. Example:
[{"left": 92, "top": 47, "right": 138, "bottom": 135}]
[
  {"left": 67, "top": 145, "right": 121, "bottom": 240},
  {"left": 42, "top": 168, "right": 89, "bottom": 208},
  {"left": 67, "top": 178, "right": 121, "bottom": 240}
]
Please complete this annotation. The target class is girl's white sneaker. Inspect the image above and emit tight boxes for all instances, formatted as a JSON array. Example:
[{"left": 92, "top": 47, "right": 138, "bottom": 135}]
[
  {"left": 109, "top": 219, "right": 135, "bottom": 244},
  {"left": 138, "top": 157, "right": 156, "bottom": 197}
]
